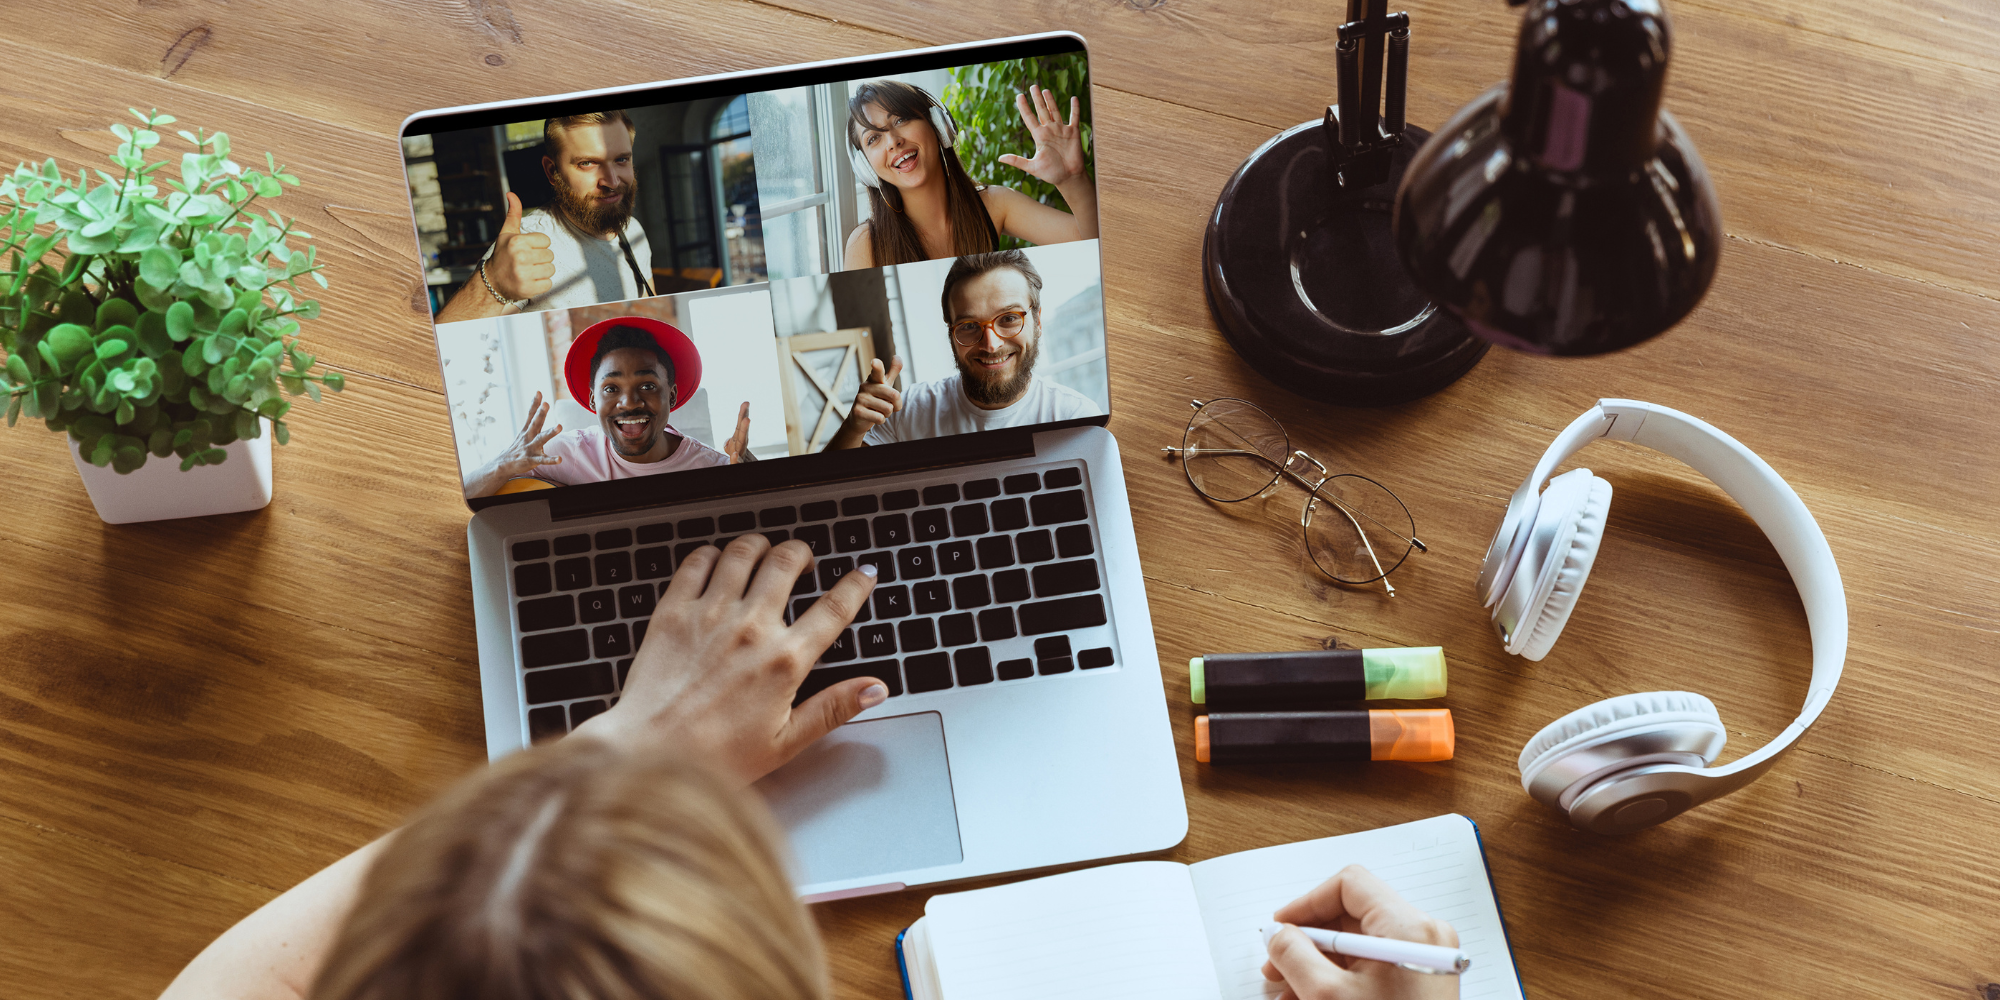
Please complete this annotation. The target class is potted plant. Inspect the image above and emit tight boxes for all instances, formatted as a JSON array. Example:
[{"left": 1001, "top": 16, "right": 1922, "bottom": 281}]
[{"left": 0, "top": 108, "right": 344, "bottom": 523}]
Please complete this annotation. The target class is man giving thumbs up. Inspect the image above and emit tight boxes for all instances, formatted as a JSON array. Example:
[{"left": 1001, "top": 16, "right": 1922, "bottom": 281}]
[{"left": 826, "top": 356, "right": 905, "bottom": 450}]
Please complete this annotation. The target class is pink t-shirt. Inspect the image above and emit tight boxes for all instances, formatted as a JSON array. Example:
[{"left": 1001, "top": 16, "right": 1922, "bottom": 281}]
[{"left": 536, "top": 425, "right": 729, "bottom": 486}]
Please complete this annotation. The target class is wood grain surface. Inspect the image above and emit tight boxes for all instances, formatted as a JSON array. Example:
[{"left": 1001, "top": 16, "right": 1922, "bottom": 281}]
[{"left": 2, "top": 2, "right": 1996, "bottom": 998}]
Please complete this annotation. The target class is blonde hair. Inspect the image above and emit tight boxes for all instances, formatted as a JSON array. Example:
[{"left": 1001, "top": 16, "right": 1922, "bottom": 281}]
[
  {"left": 544, "top": 111, "right": 638, "bottom": 160},
  {"left": 310, "top": 738, "right": 828, "bottom": 1000}
]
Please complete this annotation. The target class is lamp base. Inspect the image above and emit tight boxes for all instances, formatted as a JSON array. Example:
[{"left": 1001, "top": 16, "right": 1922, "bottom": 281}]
[{"left": 1202, "top": 117, "right": 1488, "bottom": 407}]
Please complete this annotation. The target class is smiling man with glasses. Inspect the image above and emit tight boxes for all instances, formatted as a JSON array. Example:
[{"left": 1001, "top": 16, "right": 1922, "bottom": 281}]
[{"left": 825, "top": 249, "right": 1102, "bottom": 450}]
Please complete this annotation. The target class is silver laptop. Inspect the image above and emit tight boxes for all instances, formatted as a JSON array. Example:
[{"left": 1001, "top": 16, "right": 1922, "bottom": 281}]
[{"left": 398, "top": 32, "right": 1184, "bottom": 900}]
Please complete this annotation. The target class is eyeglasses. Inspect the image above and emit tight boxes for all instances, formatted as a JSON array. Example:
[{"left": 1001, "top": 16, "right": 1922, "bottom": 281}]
[
  {"left": 1162, "top": 398, "right": 1426, "bottom": 596},
  {"left": 949, "top": 309, "right": 1028, "bottom": 347}
]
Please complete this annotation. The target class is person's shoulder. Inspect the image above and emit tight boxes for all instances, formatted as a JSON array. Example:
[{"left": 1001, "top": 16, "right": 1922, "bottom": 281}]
[
  {"left": 903, "top": 374, "right": 959, "bottom": 411},
  {"left": 842, "top": 222, "right": 875, "bottom": 269},
  {"left": 543, "top": 423, "right": 601, "bottom": 455},
  {"left": 520, "top": 206, "right": 559, "bottom": 230},
  {"left": 1037, "top": 377, "right": 1104, "bottom": 417}
]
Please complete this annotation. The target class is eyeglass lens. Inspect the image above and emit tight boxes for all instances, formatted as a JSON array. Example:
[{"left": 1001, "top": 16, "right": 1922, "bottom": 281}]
[
  {"left": 1302, "top": 474, "right": 1417, "bottom": 584},
  {"left": 1181, "top": 398, "right": 1290, "bottom": 502},
  {"left": 950, "top": 310, "right": 1027, "bottom": 345}
]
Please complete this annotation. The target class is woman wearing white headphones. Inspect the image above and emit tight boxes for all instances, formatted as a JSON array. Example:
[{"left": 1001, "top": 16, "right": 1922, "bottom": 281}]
[{"left": 840, "top": 79, "right": 1099, "bottom": 269}]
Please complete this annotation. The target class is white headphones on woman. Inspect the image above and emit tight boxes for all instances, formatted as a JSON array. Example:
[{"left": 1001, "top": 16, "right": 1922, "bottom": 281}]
[
  {"left": 1478, "top": 400, "right": 1846, "bottom": 834},
  {"left": 849, "top": 85, "right": 958, "bottom": 189}
]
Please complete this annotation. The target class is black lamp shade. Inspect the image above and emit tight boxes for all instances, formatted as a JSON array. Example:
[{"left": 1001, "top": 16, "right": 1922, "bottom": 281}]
[{"left": 1393, "top": 0, "right": 1722, "bottom": 356}]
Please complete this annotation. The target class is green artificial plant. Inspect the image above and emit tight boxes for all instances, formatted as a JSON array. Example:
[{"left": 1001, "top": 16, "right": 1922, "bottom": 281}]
[
  {"left": 0, "top": 108, "right": 342, "bottom": 474},
  {"left": 944, "top": 54, "right": 1093, "bottom": 251}
]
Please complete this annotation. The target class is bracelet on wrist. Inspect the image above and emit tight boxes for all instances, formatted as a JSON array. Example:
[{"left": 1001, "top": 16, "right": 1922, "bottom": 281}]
[{"left": 478, "top": 259, "right": 512, "bottom": 306}]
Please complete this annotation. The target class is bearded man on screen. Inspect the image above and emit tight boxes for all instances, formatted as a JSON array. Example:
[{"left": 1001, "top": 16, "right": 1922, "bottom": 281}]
[{"left": 436, "top": 111, "right": 656, "bottom": 322}]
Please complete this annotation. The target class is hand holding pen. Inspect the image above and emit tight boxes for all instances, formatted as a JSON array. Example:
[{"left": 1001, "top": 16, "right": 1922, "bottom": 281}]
[{"left": 1262, "top": 865, "right": 1462, "bottom": 1000}]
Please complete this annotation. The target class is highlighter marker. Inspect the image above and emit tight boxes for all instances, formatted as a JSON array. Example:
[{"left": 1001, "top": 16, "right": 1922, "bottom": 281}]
[
  {"left": 1193, "top": 709, "right": 1454, "bottom": 763},
  {"left": 1189, "top": 647, "right": 1446, "bottom": 707}
]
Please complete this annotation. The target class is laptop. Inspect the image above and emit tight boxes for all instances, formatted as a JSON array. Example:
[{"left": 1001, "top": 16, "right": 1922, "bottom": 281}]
[{"left": 397, "top": 32, "right": 1185, "bottom": 900}]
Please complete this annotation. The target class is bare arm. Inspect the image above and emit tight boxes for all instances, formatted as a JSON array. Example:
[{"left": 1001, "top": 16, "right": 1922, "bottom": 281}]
[{"left": 433, "top": 193, "right": 555, "bottom": 324}]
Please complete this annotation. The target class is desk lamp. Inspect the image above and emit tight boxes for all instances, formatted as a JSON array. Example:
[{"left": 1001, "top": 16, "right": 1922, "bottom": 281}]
[{"left": 1393, "top": 0, "right": 1722, "bottom": 355}]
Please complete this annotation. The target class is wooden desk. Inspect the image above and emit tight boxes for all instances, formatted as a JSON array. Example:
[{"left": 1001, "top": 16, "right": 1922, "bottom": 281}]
[{"left": 2, "top": 2, "right": 1995, "bottom": 997}]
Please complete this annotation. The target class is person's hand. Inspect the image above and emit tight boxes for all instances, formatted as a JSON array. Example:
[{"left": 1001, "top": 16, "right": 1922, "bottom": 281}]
[
  {"left": 830, "top": 356, "right": 902, "bottom": 448},
  {"left": 576, "top": 535, "right": 888, "bottom": 784},
  {"left": 1262, "top": 865, "right": 1461, "bottom": 1000},
  {"left": 724, "top": 401, "right": 754, "bottom": 463},
  {"left": 997, "top": 85, "right": 1088, "bottom": 189},
  {"left": 495, "top": 391, "right": 563, "bottom": 479},
  {"left": 483, "top": 192, "right": 555, "bottom": 301}
]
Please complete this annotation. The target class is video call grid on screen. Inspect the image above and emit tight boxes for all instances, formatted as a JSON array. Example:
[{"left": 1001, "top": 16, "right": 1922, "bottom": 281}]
[{"left": 400, "top": 35, "right": 1109, "bottom": 505}]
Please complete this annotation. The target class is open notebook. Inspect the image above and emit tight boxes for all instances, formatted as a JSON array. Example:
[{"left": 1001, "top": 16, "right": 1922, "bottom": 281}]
[{"left": 895, "top": 814, "right": 1524, "bottom": 1000}]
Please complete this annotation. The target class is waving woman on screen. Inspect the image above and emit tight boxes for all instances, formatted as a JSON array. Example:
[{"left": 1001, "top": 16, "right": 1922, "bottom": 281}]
[{"left": 840, "top": 79, "right": 1099, "bottom": 269}]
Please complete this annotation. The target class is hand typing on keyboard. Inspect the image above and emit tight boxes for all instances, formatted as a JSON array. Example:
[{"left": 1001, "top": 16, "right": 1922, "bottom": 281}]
[{"left": 572, "top": 534, "right": 888, "bottom": 784}]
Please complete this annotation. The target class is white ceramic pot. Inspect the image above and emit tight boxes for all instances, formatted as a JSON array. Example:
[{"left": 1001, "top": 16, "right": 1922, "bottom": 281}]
[{"left": 68, "top": 420, "right": 273, "bottom": 524}]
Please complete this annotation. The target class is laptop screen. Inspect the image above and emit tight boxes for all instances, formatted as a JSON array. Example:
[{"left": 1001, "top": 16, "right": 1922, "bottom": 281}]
[{"left": 397, "top": 36, "right": 1105, "bottom": 509}]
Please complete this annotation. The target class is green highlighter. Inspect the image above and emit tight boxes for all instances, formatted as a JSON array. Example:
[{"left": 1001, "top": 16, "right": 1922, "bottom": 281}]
[{"left": 1190, "top": 647, "right": 1447, "bottom": 707}]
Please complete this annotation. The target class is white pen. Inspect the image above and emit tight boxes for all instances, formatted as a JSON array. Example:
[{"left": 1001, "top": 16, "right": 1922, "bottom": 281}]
[{"left": 1259, "top": 923, "right": 1471, "bottom": 976}]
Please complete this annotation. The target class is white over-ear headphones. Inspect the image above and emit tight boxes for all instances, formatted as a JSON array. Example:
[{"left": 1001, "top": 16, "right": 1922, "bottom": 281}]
[
  {"left": 849, "top": 85, "right": 958, "bottom": 190},
  {"left": 1477, "top": 400, "right": 1847, "bottom": 834}
]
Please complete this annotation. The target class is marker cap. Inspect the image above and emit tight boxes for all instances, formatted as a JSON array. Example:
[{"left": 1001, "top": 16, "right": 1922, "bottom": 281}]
[
  {"left": 1195, "top": 714, "right": 1211, "bottom": 762},
  {"left": 1190, "top": 657, "right": 1207, "bottom": 705},
  {"left": 1361, "top": 647, "right": 1448, "bottom": 700},
  {"left": 1369, "top": 709, "right": 1455, "bottom": 762}
]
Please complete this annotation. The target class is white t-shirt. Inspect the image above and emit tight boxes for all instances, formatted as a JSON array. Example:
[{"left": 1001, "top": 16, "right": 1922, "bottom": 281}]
[
  {"left": 864, "top": 374, "right": 1103, "bottom": 446},
  {"left": 535, "top": 424, "right": 727, "bottom": 486},
  {"left": 485, "top": 207, "right": 653, "bottom": 312}
]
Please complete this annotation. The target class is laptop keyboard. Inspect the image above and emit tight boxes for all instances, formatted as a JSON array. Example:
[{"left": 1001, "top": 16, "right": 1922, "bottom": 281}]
[{"left": 505, "top": 462, "right": 1116, "bottom": 742}]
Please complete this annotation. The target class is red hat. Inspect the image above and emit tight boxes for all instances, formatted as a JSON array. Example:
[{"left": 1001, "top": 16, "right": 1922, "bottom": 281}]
[{"left": 564, "top": 316, "right": 702, "bottom": 413}]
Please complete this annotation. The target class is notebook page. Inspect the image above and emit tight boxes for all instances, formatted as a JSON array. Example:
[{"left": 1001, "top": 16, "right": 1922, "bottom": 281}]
[
  {"left": 925, "top": 861, "right": 1223, "bottom": 1000},
  {"left": 1187, "top": 814, "right": 1523, "bottom": 1000}
]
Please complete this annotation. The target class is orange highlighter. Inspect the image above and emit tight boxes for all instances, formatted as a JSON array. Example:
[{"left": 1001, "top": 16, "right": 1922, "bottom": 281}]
[{"left": 1194, "top": 709, "right": 1454, "bottom": 763}]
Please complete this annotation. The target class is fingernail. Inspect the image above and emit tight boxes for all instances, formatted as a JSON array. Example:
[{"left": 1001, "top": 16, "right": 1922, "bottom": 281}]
[
  {"left": 859, "top": 563, "right": 879, "bottom": 578},
  {"left": 860, "top": 683, "right": 888, "bottom": 708}
]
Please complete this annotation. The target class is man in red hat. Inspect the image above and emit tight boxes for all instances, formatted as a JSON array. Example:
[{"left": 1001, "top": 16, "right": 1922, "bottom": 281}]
[{"left": 462, "top": 318, "right": 753, "bottom": 498}]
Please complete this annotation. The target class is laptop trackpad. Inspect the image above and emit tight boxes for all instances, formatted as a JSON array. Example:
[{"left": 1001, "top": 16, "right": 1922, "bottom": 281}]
[{"left": 756, "top": 711, "right": 962, "bottom": 887}]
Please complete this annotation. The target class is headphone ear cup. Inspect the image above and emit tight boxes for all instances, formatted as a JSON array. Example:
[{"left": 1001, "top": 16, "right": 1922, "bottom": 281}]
[
  {"left": 929, "top": 104, "right": 957, "bottom": 149},
  {"left": 1515, "top": 473, "right": 1613, "bottom": 661},
  {"left": 1517, "top": 691, "right": 1728, "bottom": 812},
  {"left": 850, "top": 146, "right": 880, "bottom": 188}
]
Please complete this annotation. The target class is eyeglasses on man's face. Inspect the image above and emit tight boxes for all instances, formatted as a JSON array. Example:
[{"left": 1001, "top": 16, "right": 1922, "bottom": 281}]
[
  {"left": 950, "top": 309, "right": 1029, "bottom": 347},
  {"left": 1162, "top": 398, "right": 1426, "bottom": 596}
]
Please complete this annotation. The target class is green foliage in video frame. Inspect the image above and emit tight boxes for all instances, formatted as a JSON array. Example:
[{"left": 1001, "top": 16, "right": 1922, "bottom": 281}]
[{"left": 944, "top": 54, "right": 1092, "bottom": 251}]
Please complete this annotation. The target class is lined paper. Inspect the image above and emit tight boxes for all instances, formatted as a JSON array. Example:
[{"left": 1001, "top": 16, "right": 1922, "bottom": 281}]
[
  {"left": 925, "top": 861, "right": 1223, "bottom": 1000},
  {"left": 1187, "top": 815, "right": 1524, "bottom": 1000}
]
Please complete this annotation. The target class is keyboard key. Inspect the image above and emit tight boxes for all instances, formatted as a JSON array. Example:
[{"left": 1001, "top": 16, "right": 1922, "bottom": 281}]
[
  {"left": 841, "top": 494, "right": 879, "bottom": 516},
  {"left": 594, "top": 528, "right": 631, "bottom": 550},
  {"left": 922, "top": 483, "right": 961, "bottom": 506},
  {"left": 569, "top": 699, "right": 608, "bottom": 727},
  {"left": 760, "top": 506, "right": 798, "bottom": 527},
  {"left": 719, "top": 511, "right": 757, "bottom": 533},
  {"left": 937, "top": 541, "right": 976, "bottom": 575},
  {"left": 882, "top": 489, "right": 920, "bottom": 511},
  {"left": 528, "top": 705, "right": 567, "bottom": 742},
  {"left": 859, "top": 623, "right": 898, "bottom": 658},
  {"left": 678, "top": 516, "right": 715, "bottom": 537},
  {"left": 1032, "top": 559, "right": 1101, "bottom": 598},
  {"left": 990, "top": 497, "right": 1029, "bottom": 532},
  {"left": 673, "top": 542, "right": 708, "bottom": 568},
  {"left": 1056, "top": 525, "right": 1095, "bottom": 558},
  {"left": 795, "top": 661, "right": 902, "bottom": 705},
  {"left": 579, "top": 590, "right": 616, "bottom": 624},
  {"left": 637, "top": 521, "right": 673, "bottom": 544},
  {"left": 997, "top": 657, "right": 1034, "bottom": 681},
  {"left": 963, "top": 478, "right": 1001, "bottom": 500},
  {"left": 635, "top": 547, "right": 673, "bottom": 580},
  {"left": 975, "top": 535, "right": 1014, "bottom": 569},
  {"left": 617, "top": 658, "right": 633, "bottom": 687},
  {"left": 949, "top": 503, "right": 989, "bottom": 537},
  {"left": 856, "top": 552, "right": 896, "bottom": 582},
  {"left": 800, "top": 500, "right": 839, "bottom": 522},
  {"left": 821, "top": 628, "right": 858, "bottom": 663},
  {"left": 904, "top": 652, "right": 952, "bottom": 693},
  {"left": 592, "top": 624, "right": 631, "bottom": 659},
  {"left": 525, "top": 661, "right": 614, "bottom": 703},
  {"left": 818, "top": 556, "right": 855, "bottom": 591},
  {"left": 1079, "top": 647, "right": 1116, "bottom": 669},
  {"left": 897, "top": 545, "right": 936, "bottom": 579},
  {"left": 762, "top": 530, "right": 790, "bottom": 546},
  {"left": 913, "top": 508, "right": 951, "bottom": 542},
  {"left": 954, "top": 648, "right": 995, "bottom": 685},
  {"left": 873, "top": 585, "right": 912, "bottom": 619},
  {"left": 1040, "top": 657, "right": 1075, "bottom": 675},
  {"left": 512, "top": 539, "right": 550, "bottom": 561},
  {"left": 515, "top": 562, "right": 553, "bottom": 596},
  {"left": 913, "top": 580, "right": 952, "bottom": 614},
  {"left": 1035, "top": 636, "right": 1073, "bottom": 660},
  {"left": 1044, "top": 467, "right": 1082, "bottom": 489},
  {"left": 554, "top": 533, "right": 591, "bottom": 555},
  {"left": 992, "top": 569, "right": 1031, "bottom": 604},
  {"left": 1015, "top": 529, "right": 1055, "bottom": 563},
  {"left": 1031, "top": 490, "right": 1088, "bottom": 526},
  {"left": 554, "top": 558, "right": 591, "bottom": 591},
  {"left": 898, "top": 617, "right": 938, "bottom": 653},
  {"left": 792, "top": 523, "right": 832, "bottom": 556},
  {"left": 1003, "top": 473, "right": 1041, "bottom": 495},
  {"left": 938, "top": 613, "right": 977, "bottom": 646},
  {"left": 951, "top": 575, "right": 991, "bottom": 609},
  {"left": 595, "top": 551, "right": 633, "bottom": 587},
  {"left": 618, "top": 584, "right": 655, "bottom": 619},
  {"left": 977, "top": 607, "right": 1017, "bottom": 642},
  {"left": 872, "top": 513, "right": 910, "bottom": 548},
  {"left": 517, "top": 595, "right": 574, "bottom": 632},
  {"left": 833, "top": 519, "right": 871, "bottom": 552},
  {"left": 1018, "top": 594, "right": 1107, "bottom": 635}
]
